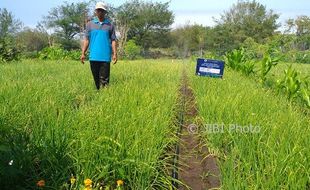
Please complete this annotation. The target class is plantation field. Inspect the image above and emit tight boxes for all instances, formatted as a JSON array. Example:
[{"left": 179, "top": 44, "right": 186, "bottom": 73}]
[
  {"left": 0, "top": 60, "right": 182, "bottom": 189},
  {"left": 189, "top": 65, "right": 310, "bottom": 189},
  {"left": 0, "top": 59, "right": 309, "bottom": 189}
]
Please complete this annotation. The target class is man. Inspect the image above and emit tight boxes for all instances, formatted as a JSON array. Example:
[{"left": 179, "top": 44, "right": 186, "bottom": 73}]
[{"left": 81, "top": 2, "right": 117, "bottom": 90}]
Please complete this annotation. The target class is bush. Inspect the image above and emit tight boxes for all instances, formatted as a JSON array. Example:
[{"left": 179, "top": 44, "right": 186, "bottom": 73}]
[
  {"left": 241, "top": 37, "right": 267, "bottom": 59},
  {"left": 0, "top": 37, "right": 21, "bottom": 62},
  {"left": 124, "top": 40, "right": 141, "bottom": 60},
  {"left": 66, "top": 50, "right": 81, "bottom": 61},
  {"left": 38, "top": 45, "right": 67, "bottom": 60},
  {"left": 21, "top": 51, "right": 39, "bottom": 59},
  {"left": 38, "top": 45, "right": 83, "bottom": 61}
]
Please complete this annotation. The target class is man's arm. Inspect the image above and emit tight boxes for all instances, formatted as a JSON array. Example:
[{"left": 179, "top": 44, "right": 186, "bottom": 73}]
[
  {"left": 81, "top": 39, "right": 89, "bottom": 64},
  {"left": 112, "top": 40, "right": 117, "bottom": 64}
]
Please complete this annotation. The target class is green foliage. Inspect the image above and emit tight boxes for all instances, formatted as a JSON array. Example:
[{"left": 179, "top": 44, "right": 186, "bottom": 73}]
[
  {"left": 286, "top": 16, "right": 310, "bottom": 50},
  {"left": 241, "top": 37, "right": 267, "bottom": 59},
  {"left": 38, "top": 45, "right": 82, "bottom": 60},
  {"left": 0, "top": 8, "right": 23, "bottom": 62},
  {"left": 0, "top": 8, "right": 22, "bottom": 38},
  {"left": 301, "top": 88, "right": 310, "bottom": 108},
  {"left": 259, "top": 49, "right": 281, "bottom": 83},
  {"left": 118, "top": 0, "right": 174, "bottom": 50},
  {"left": 21, "top": 51, "right": 39, "bottom": 59},
  {"left": 242, "top": 60, "right": 256, "bottom": 76},
  {"left": 283, "top": 50, "right": 310, "bottom": 64},
  {"left": 142, "top": 48, "right": 173, "bottom": 59},
  {"left": 38, "top": 45, "right": 67, "bottom": 60},
  {"left": 204, "top": 51, "right": 218, "bottom": 59},
  {"left": 277, "top": 65, "right": 310, "bottom": 107},
  {"left": 225, "top": 48, "right": 246, "bottom": 71},
  {"left": 214, "top": 0, "right": 279, "bottom": 51},
  {"left": 124, "top": 40, "right": 141, "bottom": 60},
  {"left": 277, "top": 65, "right": 302, "bottom": 100},
  {"left": 66, "top": 49, "right": 82, "bottom": 61},
  {"left": 43, "top": 2, "right": 88, "bottom": 50},
  {"left": 0, "top": 37, "right": 21, "bottom": 62},
  {"left": 16, "top": 27, "right": 49, "bottom": 53},
  {"left": 171, "top": 24, "right": 209, "bottom": 58},
  {"left": 225, "top": 48, "right": 256, "bottom": 76}
]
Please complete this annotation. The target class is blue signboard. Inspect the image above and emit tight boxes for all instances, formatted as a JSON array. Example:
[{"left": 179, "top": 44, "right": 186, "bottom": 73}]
[{"left": 196, "top": 58, "right": 225, "bottom": 78}]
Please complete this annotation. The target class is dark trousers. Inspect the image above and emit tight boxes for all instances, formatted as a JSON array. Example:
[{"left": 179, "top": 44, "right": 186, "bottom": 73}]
[{"left": 90, "top": 61, "right": 110, "bottom": 90}]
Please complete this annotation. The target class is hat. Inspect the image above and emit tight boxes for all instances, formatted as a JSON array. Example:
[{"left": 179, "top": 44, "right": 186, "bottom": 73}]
[{"left": 95, "top": 2, "right": 107, "bottom": 11}]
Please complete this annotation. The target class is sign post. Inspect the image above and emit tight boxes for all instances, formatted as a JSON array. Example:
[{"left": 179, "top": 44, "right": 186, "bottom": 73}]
[{"left": 195, "top": 58, "right": 225, "bottom": 78}]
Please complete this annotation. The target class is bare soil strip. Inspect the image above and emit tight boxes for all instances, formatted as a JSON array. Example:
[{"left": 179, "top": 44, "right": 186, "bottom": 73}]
[{"left": 177, "top": 71, "right": 221, "bottom": 190}]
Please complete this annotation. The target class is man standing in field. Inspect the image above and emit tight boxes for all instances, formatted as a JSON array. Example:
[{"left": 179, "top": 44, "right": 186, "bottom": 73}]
[{"left": 81, "top": 2, "right": 117, "bottom": 90}]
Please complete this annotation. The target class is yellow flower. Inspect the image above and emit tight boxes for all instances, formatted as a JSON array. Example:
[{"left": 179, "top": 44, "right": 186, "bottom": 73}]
[
  {"left": 36, "top": 179, "right": 45, "bottom": 187},
  {"left": 116, "top": 179, "right": 124, "bottom": 186},
  {"left": 84, "top": 178, "right": 92, "bottom": 187},
  {"left": 70, "top": 176, "right": 76, "bottom": 185},
  {"left": 84, "top": 187, "right": 92, "bottom": 190}
]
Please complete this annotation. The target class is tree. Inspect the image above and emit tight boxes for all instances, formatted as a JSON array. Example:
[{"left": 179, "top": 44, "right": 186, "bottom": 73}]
[
  {"left": 43, "top": 2, "right": 88, "bottom": 50},
  {"left": 115, "top": 0, "right": 174, "bottom": 55},
  {"left": 0, "top": 8, "right": 23, "bottom": 38},
  {"left": 16, "top": 27, "right": 49, "bottom": 52},
  {"left": 215, "top": 0, "right": 280, "bottom": 51},
  {"left": 285, "top": 16, "right": 310, "bottom": 50},
  {"left": 171, "top": 24, "right": 208, "bottom": 57},
  {"left": 0, "top": 8, "right": 23, "bottom": 62},
  {"left": 114, "top": 1, "right": 140, "bottom": 58}
]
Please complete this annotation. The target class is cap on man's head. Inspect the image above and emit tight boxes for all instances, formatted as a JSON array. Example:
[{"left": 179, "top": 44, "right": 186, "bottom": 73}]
[{"left": 95, "top": 2, "right": 107, "bottom": 11}]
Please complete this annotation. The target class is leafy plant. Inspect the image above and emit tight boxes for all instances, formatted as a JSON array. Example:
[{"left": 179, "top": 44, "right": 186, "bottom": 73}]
[
  {"left": 259, "top": 50, "right": 280, "bottom": 83},
  {"left": 277, "top": 65, "right": 302, "bottom": 100},
  {"left": 300, "top": 88, "right": 310, "bottom": 108},
  {"left": 225, "top": 48, "right": 255, "bottom": 76},
  {"left": 277, "top": 65, "right": 310, "bottom": 107},
  {"left": 241, "top": 60, "right": 255, "bottom": 76},
  {"left": 225, "top": 48, "right": 246, "bottom": 71}
]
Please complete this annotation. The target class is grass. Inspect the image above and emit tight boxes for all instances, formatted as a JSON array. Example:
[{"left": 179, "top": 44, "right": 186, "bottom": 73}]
[
  {"left": 189, "top": 63, "right": 310, "bottom": 189},
  {"left": 0, "top": 59, "right": 182, "bottom": 189}
]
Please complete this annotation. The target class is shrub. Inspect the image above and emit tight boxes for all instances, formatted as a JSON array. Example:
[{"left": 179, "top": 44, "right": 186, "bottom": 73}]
[
  {"left": 38, "top": 45, "right": 67, "bottom": 60},
  {"left": 67, "top": 50, "right": 81, "bottom": 61},
  {"left": 124, "top": 40, "right": 141, "bottom": 60},
  {"left": 0, "top": 37, "right": 21, "bottom": 62},
  {"left": 38, "top": 45, "right": 83, "bottom": 61}
]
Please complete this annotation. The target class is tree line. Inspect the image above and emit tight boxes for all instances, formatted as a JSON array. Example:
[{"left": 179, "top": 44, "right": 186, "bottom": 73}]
[{"left": 1, "top": 0, "right": 310, "bottom": 63}]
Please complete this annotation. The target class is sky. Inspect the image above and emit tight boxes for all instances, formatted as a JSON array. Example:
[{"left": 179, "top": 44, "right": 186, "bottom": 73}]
[{"left": 1, "top": 0, "right": 310, "bottom": 29}]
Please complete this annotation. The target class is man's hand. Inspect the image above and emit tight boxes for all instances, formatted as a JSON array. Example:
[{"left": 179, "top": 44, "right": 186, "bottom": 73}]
[
  {"left": 80, "top": 53, "right": 86, "bottom": 64},
  {"left": 112, "top": 53, "right": 118, "bottom": 64},
  {"left": 81, "top": 39, "right": 89, "bottom": 64}
]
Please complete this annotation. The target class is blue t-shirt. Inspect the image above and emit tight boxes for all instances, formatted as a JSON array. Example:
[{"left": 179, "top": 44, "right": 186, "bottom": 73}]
[{"left": 85, "top": 18, "right": 116, "bottom": 62}]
